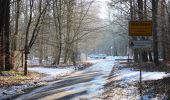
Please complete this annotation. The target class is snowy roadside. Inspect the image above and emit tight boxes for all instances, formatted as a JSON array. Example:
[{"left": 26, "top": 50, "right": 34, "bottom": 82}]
[
  {"left": 0, "top": 63, "right": 92, "bottom": 100},
  {"left": 28, "top": 66, "right": 81, "bottom": 81},
  {"left": 116, "top": 68, "right": 170, "bottom": 82},
  {"left": 100, "top": 63, "right": 170, "bottom": 100}
]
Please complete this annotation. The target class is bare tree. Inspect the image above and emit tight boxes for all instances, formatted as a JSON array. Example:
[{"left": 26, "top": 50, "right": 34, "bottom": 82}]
[
  {"left": 24, "top": 0, "right": 49, "bottom": 75},
  {"left": 51, "top": 0, "right": 65, "bottom": 65},
  {"left": 160, "top": 0, "right": 166, "bottom": 60}
]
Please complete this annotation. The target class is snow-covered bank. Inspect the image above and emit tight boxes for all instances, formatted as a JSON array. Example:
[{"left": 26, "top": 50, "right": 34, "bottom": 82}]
[{"left": 101, "top": 62, "right": 170, "bottom": 100}]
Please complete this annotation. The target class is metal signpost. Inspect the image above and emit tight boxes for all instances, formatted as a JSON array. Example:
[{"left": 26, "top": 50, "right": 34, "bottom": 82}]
[{"left": 129, "top": 20, "right": 153, "bottom": 99}]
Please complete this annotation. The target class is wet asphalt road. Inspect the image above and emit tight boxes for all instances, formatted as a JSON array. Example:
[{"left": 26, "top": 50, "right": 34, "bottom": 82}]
[{"left": 14, "top": 61, "right": 115, "bottom": 100}]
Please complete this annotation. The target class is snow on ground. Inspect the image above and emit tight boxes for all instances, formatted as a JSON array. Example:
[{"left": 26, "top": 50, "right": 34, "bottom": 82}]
[
  {"left": 100, "top": 57, "right": 170, "bottom": 100},
  {"left": 85, "top": 58, "right": 106, "bottom": 64},
  {"left": 105, "top": 56, "right": 170, "bottom": 82},
  {"left": 117, "top": 68, "right": 170, "bottom": 82},
  {"left": 28, "top": 67, "right": 76, "bottom": 81},
  {"left": 29, "top": 56, "right": 170, "bottom": 83},
  {"left": 1, "top": 56, "right": 170, "bottom": 100},
  {"left": 0, "top": 80, "right": 46, "bottom": 100},
  {"left": 105, "top": 68, "right": 170, "bottom": 99},
  {"left": 24, "top": 57, "right": 170, "bottom": 100},
  {"left": 0, "top": 65, "right": 87, "bottom": 99}
]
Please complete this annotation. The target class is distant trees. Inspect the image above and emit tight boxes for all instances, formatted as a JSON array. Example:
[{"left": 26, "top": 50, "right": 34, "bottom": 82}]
[{"left": 105, "top": 1, "right": 130, "bottom": 56}]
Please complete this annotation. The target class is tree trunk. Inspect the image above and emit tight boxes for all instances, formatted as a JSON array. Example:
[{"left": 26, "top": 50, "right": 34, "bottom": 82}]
[
  {"left": 142, "top": 50, "right": 148, "bottom": 62},
  {"left": 12, "top": 0, "right": 20, "bottom": 51},
  {"left": 72, "top": 51, "right": 76, "bottom": 66},
  {"left": 137, "top": 0, "right": 143, "bottom": 20},
  {"left": 149, "top": 52, "right": 153, "bottom": 62},
  {"left": 24, "top": 51, "right": 28, "bottom": 75},
  {"left": 152, "top": 0, "right": 159, "bottom": 65},
  {"left": 0, "top": 0, "right": 5, "bottom": 71},
  {"left": 130, "top": 0, "right": 133, "bottom": 20},
  {"left": 130, "top": 0, "right": 139, "bottom": 62},
  {"left": 24, "top": 0, "right": 33, "bottom": 75},
  {"left": 72, "top": 43, "right": 78, "bottom": 66},
  {"left": 160, "top": 0, "right": 166, "bottom": 60},
  {"left": 144, "top": 0, "right": 147, "bottom": 19},
  {"left": 0, "top": 0, "right": 12, "bottom": 71},
  {"left": 4, "top": 0, "right": 11, "bottom": 70},
  {"left": 52, "top": 0, "right": 63, "bottom": 65},
  {"left": 57, "top": 0, "right": 62, "bottom": 65},
  {"left": 138, "top": 0, "right": 149, "bottom": 62}
]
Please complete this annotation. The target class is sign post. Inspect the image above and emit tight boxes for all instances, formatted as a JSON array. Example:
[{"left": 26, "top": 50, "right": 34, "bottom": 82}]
[{"left": 129, "top": 20, "right": 153, "bottom": 99}]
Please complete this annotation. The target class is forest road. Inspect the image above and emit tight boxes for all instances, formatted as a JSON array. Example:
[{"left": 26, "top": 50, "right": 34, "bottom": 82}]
[{"left": 14, "top": 60, "right": 115, "bottom": 100}]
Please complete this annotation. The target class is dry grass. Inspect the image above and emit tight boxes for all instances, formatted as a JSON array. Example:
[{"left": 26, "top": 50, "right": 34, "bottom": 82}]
[{"left": 0, "top": 70, "right": 45, "bottom": 87}]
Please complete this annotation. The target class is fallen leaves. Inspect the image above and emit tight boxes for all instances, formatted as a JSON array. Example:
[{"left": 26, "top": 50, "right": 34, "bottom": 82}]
[{"left": 0, "top": 70, "right": 45, "bottom": 87}]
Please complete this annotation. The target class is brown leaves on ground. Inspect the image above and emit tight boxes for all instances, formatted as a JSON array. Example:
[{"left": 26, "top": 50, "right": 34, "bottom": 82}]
[
  {"left": 134, "top": 77, "right": 170, "bottom": 99},
  {"left": 0, "top": 71, "right": 45, "bottom": 87}
]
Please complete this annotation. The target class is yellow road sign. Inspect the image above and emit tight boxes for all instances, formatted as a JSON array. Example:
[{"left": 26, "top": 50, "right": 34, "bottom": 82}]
[{"left": 129, "top": 21, "right": 152, "bottom": 36}]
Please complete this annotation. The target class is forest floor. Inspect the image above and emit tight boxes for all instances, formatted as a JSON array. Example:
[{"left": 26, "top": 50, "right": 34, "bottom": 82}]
[{"left": 0, "top": 71, "right": 45, "bottom": 88}]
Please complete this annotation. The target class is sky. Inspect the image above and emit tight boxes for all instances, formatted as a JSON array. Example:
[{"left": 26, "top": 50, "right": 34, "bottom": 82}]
[{"left": 96, "top": 0, "right": 109, "bottom": 19}]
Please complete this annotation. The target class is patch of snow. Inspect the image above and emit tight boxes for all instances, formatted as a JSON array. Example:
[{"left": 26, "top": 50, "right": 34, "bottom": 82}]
[
  {"left": 85, "top": 61, "right": 114, "bottom": 73},
  {"left": 28, "top": 67, "right": 75, "bottom": 81},
  {"left": 85, "top": 59, "right": 104, "bottom": 64},
  {"left": 106, "top": 56, "right": 115, "bottom": 60},
  {"left": 86, "top": 57, "right": 116, "bottom": 64},
  {"left": 0, "top": 82, "right": 46, "bottom": 100},
  {"left": 117, "top": 69, "right": 170, "bottom": 82}
]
